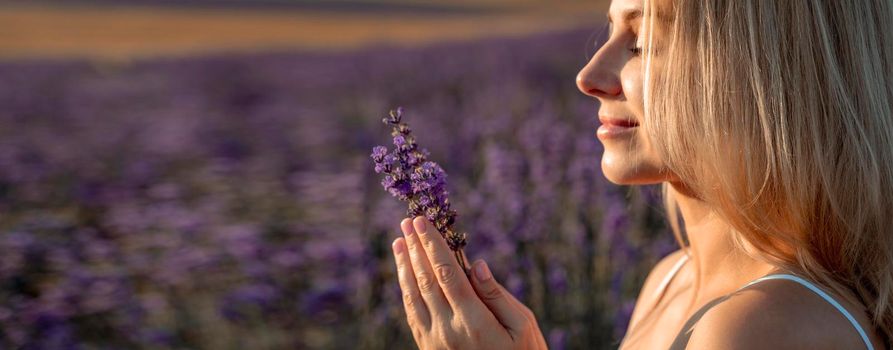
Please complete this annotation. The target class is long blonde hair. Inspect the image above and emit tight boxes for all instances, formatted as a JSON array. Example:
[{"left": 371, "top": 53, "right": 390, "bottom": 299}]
[{"left": 641, "top": 0, "right": 893, "bottom": 345}]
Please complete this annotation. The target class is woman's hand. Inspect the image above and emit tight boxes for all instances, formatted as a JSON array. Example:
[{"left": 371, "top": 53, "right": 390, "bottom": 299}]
[{"left": 391, "top": 216, "right": 548, "bottom": 350}]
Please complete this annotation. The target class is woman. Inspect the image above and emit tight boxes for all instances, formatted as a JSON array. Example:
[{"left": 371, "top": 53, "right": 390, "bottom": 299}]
[{"left": 390, "top": 0, "right": 892, "bottom": 348}]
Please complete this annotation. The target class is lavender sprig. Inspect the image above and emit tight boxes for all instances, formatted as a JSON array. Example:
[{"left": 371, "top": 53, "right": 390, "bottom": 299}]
[{"left": 371, "top": 107, "right": 470, "bottom": 275}]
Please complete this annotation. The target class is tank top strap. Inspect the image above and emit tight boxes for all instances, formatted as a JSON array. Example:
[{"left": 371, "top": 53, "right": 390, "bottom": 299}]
[
  {"left": 652, "top": 253, "right": 689, "bottom": 300},
  {"left": 736, "top": 273, "right": 874, "bottom": 350}
]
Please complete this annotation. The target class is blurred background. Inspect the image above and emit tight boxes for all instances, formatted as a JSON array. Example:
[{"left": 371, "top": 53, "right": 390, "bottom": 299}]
[{"left": 0, "top": 0, "right": 680, "bottom": 349}]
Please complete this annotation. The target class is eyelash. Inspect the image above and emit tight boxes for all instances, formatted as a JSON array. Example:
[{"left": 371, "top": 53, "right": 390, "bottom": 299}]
[
  {"left": 631, "top": 33, "right": 643, "bottom": 56},
  {"left": 601, "top": 26, "right": 644, "bottom": 57}
]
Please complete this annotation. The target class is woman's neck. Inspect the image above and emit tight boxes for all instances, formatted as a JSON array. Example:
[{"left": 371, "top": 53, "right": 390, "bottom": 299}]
[{"left": 667, "top": 181, "right": 779, "bottom": 310}]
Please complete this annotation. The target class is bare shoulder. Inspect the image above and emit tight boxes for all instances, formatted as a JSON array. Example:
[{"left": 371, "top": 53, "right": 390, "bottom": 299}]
[
  {"left": 639, "top": 248, "right": 688, "bottom": 300},
  {"left": 626, "top": 249, "right": 688, "bottom": 329},
  {"left": 685, "top": 276, "right": 882, "bottom": 349}
]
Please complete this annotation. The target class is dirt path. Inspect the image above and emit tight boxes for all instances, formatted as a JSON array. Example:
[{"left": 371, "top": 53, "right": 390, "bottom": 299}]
[{"left": 0, "top": 1, "right": 608, "bottom": 61}]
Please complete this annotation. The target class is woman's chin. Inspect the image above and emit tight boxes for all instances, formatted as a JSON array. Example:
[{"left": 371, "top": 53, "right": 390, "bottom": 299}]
[
  {"left": 600, "top": 155, "right": 666, "bottom": 185},
  {"left": 601, "top": 169, "right": 643, "bottom": 185}
]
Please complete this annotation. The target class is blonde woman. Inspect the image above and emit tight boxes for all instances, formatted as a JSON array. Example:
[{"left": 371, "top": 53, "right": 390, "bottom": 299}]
[{"left": 390, "top": 0, "right": 891, "bottom": 348}]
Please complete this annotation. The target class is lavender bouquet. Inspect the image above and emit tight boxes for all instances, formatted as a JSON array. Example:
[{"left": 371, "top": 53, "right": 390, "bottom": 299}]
[{"left": 371, "top": 107, "right": 470, "bottom": 275}]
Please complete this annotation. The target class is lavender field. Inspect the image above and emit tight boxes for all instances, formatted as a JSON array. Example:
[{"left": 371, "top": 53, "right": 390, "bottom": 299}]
[{"left": 0, "top": 27, "right": 676, "bottom": 349}]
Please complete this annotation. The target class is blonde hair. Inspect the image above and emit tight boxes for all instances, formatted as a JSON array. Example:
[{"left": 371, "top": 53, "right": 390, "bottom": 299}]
[{"left": 641, "top": 0, "right": 893, "bottom": 345}]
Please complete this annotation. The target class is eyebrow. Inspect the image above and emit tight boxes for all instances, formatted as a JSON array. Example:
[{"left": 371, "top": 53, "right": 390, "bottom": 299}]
[
  {"left": 606, "top": 7, "right": 673, "bottom": 27},
  {"left": 606, "top": 8, "right": 643, "bottom": 25}
]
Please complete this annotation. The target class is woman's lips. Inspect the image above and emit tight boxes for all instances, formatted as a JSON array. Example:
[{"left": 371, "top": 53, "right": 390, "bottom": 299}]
[
  {"left": 599, "top": 118, "right": 639, "bottom": 127},
  {"left": 597, "top": 117, "right": 639, "bottom": 140}
]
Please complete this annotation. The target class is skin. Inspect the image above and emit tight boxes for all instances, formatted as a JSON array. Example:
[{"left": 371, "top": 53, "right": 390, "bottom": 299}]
[
  {"left": 576, "top": 0, "right": 884, "bottom": 349},
  {"left": 392, "top": 0, "right": 884, "bottom": 348},
  {"left": 391, "top": 217, "right": 547, "bottom": 349}
]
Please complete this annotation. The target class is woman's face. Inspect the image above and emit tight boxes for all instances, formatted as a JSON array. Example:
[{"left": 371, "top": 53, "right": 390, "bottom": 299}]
[{"left": 576, "top": 0, "right": 673, "bottom": 185}]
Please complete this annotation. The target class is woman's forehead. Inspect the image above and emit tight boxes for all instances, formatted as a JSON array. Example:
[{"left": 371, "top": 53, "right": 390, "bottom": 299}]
[
  {"left": 607, "top": 0, "right": 643, "bottom": 24},
  {"left": 608, "top": 0, "right": 674, "bottom": 25}
]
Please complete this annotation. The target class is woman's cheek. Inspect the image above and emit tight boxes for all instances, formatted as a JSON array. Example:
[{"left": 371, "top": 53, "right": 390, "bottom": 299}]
[{"left": 620, "top": 65, "right": 645, "bottom": 110}]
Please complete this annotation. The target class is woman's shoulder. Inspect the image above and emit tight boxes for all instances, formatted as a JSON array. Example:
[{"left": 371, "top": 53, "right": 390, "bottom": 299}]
[
  {"left": 626, "top": 249, "right": 689, "bottom": 330},
  {"left": 685, "top": 275, "right": 883, "bottom": 349},
  {"left": 640, "top": 249, "right": 688, "bottom": 295}
]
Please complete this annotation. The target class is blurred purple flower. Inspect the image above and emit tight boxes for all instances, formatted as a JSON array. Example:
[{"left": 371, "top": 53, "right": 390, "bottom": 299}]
[
  {"left": 219, "top": 284, "right": 279, "bottom": 322},
  {"left": 614, "top": 299, "right": 637, "bottom": 342},
  {"left": 548, "top": 328, "right": 568, "bottom": 350},
  {"left": 300, "top": 284, "right": 349, "bottom": 321},
  {"left": 547, "top": 264, "right": 568, "bottom": 295}
]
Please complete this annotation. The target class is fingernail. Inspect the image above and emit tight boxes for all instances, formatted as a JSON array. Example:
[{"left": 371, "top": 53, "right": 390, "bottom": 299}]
[
  {"left": 401, "top": 218, "right": 413, "bottom": 236},
  {"left": 392, "top": 238, "right": 404, "bottom": 254},
  {"left": 474, "top": 261, "right": 492, "bottom": 281},
  {"left": 414, "top": 216, "right": 427, "bottom": 235}
]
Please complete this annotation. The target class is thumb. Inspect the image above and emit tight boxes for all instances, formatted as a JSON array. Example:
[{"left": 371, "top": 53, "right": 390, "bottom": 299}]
[{"left": 470, "top": 259, "right": 528, "bottom": 335}]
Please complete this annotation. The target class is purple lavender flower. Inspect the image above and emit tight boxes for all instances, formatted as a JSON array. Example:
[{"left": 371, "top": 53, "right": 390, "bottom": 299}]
[
  {"left": 370, "top": 107, "right": 469, "bottom": 274},
  {"left": 370, "top": 146, "right": 388, "bottom": 163}
]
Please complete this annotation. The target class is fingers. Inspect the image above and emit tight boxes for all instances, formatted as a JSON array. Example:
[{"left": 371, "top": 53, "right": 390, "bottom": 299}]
[
  {"left": 393, "top": 237, "right": 431, "bottom": 330},
  {"left": 469, "top": 259, "right": 529, "bottom": 336},
  {"left": 493, "top": 282, "right": 547, "bottom": 349},
  {"left": 401, "top": 218, "right": 452, "bottom": 321},
  {"left": 497, "top": 282, "right": 547, "bottom": 350},
  {"left": 411, "top": 216, "right": 485, "bottom": 316},
  {"left": 498, "top": 283, "right": 536, "bottom": 322},
  {"left": 471, "top": 260, "right": 547, "bottom": 349}
]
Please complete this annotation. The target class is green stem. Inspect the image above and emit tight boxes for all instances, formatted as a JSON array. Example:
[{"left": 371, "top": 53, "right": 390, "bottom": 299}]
[{"left": 454, "top": 248, "right": 470, "bottom": 278}]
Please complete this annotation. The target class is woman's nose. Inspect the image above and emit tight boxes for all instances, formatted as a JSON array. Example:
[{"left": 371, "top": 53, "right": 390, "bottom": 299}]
[{"left": 576, "top": 49, "right": 623, "bottom": 99}]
